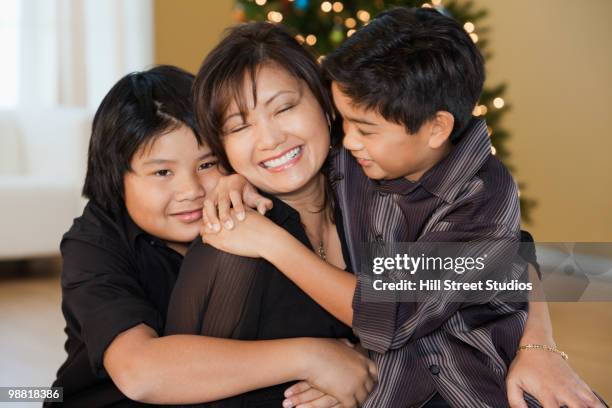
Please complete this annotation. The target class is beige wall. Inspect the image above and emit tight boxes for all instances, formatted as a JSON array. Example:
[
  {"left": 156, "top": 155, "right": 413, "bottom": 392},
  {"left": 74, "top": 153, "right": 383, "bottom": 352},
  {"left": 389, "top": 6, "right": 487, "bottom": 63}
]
[
  {"left": 474, "top": 0, "right": 612, "bottom": 241},
  {"left": 154, "top": 0, "right": 612, "bottom": 241},
  {"left": 154, "top": 0, "right": 234, "bottom": 74}
]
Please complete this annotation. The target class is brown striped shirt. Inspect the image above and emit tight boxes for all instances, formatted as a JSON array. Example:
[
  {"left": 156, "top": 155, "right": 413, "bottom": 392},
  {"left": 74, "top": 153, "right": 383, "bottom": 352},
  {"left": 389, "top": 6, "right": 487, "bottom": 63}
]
[{"left": 331, "top": 118, "right": 533, "bottom": 407}]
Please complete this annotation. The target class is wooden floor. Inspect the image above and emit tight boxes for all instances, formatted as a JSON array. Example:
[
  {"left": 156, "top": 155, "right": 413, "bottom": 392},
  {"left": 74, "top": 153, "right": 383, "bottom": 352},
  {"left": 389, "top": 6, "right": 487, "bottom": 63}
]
[{"left": 0, "top": 259, "right": 610, "bottom": 406}]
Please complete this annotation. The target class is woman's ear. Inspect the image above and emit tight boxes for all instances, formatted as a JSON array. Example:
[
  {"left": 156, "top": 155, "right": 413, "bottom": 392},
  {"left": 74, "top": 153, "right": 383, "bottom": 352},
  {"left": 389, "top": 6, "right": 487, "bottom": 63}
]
[{"left": 428, "top": 111, "right": 454, "bottom": 149}]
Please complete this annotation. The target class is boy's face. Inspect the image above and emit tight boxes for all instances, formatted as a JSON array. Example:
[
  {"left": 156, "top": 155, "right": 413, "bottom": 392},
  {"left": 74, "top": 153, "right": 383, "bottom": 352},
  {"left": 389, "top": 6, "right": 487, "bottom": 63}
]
[
  {"left": 124, "top": 125, "right": 221, "bottom": 245},
  {"left": 331, "top": 82, "right": 449, "bottom": 181}
]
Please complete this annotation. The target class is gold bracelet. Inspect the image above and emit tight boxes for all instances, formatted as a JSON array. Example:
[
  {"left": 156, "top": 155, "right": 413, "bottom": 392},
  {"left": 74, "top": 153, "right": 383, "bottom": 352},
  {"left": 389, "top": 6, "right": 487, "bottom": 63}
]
[{"left": 518, "top": 344, "right": 569, "bottom": 360}]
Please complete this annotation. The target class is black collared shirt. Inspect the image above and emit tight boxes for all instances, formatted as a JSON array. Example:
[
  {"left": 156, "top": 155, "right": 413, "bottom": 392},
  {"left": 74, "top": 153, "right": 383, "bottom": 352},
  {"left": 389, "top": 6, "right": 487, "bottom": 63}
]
[{"left": 47, "top": 200, "right": 183, "bottom": 407}]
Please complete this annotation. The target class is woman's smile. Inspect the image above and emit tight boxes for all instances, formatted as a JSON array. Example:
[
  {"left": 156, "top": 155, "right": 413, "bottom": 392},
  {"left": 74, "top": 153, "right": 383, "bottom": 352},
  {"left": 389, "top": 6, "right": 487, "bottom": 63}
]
[{"left": 259, "top": 145, "right": 304, "bottom": 172}]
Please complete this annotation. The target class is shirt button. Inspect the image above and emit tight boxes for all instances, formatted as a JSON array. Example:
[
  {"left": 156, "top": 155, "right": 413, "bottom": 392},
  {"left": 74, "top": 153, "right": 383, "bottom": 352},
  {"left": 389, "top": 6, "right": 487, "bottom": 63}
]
[
  {"left": 149, "top": 240, "right": 156, "bottom": 246},
  {"left": 375, "top": 234, "right": 384, "bottom": 243},
  {"left": 378, "top": 191, "right": 387, "bottom": 197},
  {"left": 429, "top": 364, "right": 441, "bottom": 375}
]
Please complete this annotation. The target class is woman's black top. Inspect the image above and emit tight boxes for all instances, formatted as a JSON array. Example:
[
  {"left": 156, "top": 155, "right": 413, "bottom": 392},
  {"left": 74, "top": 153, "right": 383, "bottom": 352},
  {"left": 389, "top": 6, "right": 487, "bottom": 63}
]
[
  {"left": 47, "top": 201, "right": 183, "bottom": 407},
  {"left": 164, "top": 195, "right": 354, "bottom": 408}
]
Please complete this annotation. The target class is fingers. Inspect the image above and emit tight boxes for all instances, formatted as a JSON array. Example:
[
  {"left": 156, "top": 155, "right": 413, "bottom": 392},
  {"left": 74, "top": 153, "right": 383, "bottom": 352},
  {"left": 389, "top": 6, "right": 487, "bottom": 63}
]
[
  {"left": 367, "top": 360, "right": 378, "bottom": 382},
  {"left": 539, "top": 394, "right": 560, "bottom": 408},
  {"left": 285, "top": 381, "right": 312, "bottom": 398},
  {"left": 217, "top": 195, "right": 233, "bottom": 230},
  {"left": 282, "top": 388, "right": 326, "bottom": 407},
  {"left": 294, "top": 395, "right": 339, "bottom": 408},
  {"left": 506, "top": 382, "right": 528, "bottom": 408},
  {"left": 243, "top": 183, "right": 273, "bottom": 214},
  {"left": 355, "top": 386, "right": 369, "bottom": 407},
  {"left": 338, "top": 338, "right": 355, "bottom": 348},
  {"left": 203, "top": 199, "right": 220, "bottom": 232},
  {"left": 229, "top": 190, "right": 246, "bottom": 221},
  {"left": 256, "top": 198, "right": 273, "bottom": 215}
]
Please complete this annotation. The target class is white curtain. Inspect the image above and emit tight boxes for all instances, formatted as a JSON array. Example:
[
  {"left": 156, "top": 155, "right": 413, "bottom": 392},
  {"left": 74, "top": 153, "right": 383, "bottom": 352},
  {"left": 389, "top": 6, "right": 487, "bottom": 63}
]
[{"left": 18, "top": 0, "right": 154, "bottom": 109}]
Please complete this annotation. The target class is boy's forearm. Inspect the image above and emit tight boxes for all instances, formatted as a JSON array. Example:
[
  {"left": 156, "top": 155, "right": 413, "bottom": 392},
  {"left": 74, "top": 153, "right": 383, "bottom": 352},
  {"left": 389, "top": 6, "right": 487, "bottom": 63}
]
[
  {"left": 261, "top": 227, "right": 356, "bottom": 326},
  {"left": 110, "top": 326, "right": 309, "bottom": 404}
]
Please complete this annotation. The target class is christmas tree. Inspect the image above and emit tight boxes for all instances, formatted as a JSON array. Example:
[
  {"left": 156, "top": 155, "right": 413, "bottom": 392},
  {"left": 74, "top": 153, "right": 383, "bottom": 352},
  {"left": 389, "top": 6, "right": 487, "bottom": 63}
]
[{"left": 234, "top": 0, "right": 535, "bottom": 222}]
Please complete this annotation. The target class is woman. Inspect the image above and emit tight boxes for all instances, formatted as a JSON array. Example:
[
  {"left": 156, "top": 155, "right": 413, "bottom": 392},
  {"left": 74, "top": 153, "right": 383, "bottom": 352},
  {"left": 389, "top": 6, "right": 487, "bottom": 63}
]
[
  {"left": 172, "top": 21, "right": 603, "bottom": 408},
  {"left": 49, "top": 65, "right": 373, "bottom": 408}
]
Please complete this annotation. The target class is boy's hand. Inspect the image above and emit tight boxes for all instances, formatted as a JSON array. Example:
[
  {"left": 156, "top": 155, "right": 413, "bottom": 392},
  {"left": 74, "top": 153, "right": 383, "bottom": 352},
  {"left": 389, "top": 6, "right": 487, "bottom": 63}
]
[
  {"left": 507, "top": 349, "right": 604, "bottom": 408},
  {"left": 284, "top": 340, "right": 369, "bottom": 408},
  {"left": 282, "top": 382, "right": 339, "bottom": 408},
  {"left": 202, "top": 174, "right": 272, "bottom": 232},
  {"left": 201, "top": 208, "right": 281, "bottom": 258},
  {"left": 299, "top": 338, "right": 377, "bottom": 408}
]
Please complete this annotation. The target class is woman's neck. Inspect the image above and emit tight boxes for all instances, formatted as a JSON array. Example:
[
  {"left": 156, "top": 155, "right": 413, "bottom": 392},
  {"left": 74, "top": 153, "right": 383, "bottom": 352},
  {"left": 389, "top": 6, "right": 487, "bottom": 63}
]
[
  {"left": 276, "top": 173, "right": 328, "bottom": 223},
  {"left": 276, "top": 173, "right": 331, "bottom": 248}
]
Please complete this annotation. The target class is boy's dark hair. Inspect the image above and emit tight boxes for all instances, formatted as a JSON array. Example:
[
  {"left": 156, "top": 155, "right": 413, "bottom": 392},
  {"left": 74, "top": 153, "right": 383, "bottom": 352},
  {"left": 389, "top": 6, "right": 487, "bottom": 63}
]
[
  {"left": 82, "top": 65, "right": 200, "bottom": 215},
  {"left": 193, "top": 21, "right": 336, "bottom": 173},
  {"left": 323, "top": 7, "right": 484, "bottom": 142}
]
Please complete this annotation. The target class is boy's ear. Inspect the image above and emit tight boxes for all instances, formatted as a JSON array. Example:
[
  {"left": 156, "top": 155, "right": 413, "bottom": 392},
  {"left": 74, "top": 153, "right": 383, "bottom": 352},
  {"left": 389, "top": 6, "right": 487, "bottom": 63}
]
[{"left": 428, "top": 111, "right": 454, "bottom": 149}]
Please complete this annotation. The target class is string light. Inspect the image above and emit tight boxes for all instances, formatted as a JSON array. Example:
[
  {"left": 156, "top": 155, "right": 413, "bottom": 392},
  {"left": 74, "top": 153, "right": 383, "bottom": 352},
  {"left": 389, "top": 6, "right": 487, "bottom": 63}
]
[
  {"left": 255, "top": 0, "right": 266, "bottom": 5},
  {"left": 469, "top": 33, "right": 479, "bottom": 43},
  {"left": 347, "top": 29, "right": 356, "bottom": 37},
  {"left": 332, "top": 1, "right": 344, "bottom": 12},
  {"left": 472, "top": 105, "right": 482, "bottom": 116},
  {"left": 493, "top": 97, "right": 505, "bottom": 109},
  {"left": 422, "top": 3, "right": 432, "bottom": 8},
  {"left": 431, "top": 0, "right": 442, "bottom": 5},
  {"left": 295, "top": 34, "right": 305, "bottom": 44},
  {"left": 479, "top": 105, "right": 488, "bottom": 115},
  {"left": 267, "top": 11, "right": 283, "bottom": 23},
  {"left": 321, "top": 1, "right": 332, "bottom": 12},
  {"left": 306, "top": 34, "right": 317, "bottom": 46},
  {"left": 345, "top": 17, "right": 356, "bottom": 28},
  {"left": 517, "top": 189, "right": 521, "bottom": 197},
  {"left": 491, "top": 146, "right": 497, "bottom": 155},
  {"left": 487, "top": 126, "right": 493, "bottom": 136},
  {"left": 464, "top": 22, "right": 475, "bottom": 33},
  {"left": 357, "top": 10, "right": 370, "bottom": 22},
  {"left": 317, "top": 55, "right": 325, "bottom": 63}
]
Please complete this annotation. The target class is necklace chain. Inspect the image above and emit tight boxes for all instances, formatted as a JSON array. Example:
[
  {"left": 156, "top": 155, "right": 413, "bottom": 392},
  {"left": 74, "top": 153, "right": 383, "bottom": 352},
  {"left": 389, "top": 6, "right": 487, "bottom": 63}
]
[{"left": 317, "top": 241, "right": 326, "bottom": 261}]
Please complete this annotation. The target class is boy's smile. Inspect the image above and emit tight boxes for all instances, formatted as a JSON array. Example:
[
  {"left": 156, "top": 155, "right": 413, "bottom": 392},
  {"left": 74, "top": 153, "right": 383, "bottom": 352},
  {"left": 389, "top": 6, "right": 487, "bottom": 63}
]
[{"left": 331, "top": 82, "right": 453, "bottom": 182}]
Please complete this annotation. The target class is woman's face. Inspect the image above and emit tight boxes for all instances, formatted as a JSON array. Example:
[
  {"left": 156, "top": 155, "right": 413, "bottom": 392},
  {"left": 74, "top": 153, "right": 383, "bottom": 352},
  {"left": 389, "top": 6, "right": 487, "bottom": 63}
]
[
  {"left": 124, "top": 125, "right": 221, "bottom": 244},
  {"left": 221, "top": 63, "right": 330, "bottom": 196}
]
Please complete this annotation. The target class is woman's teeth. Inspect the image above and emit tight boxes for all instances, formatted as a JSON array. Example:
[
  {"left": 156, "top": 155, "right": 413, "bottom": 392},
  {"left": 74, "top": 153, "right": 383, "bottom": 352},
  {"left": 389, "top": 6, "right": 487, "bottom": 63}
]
[{"left": 261, "top": 146, "right": 302, "bottom": 169}]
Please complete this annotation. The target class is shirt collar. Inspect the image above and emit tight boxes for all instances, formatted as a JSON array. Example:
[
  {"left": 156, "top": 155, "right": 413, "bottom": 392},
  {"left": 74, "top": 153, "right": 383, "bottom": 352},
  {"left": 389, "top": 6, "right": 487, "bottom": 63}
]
[
  {"left": 122, "top": 208, "right": 165, "bottom": 247},
  {"left": 372, "top": 118, "right": 491, "bottom": 203},
  {"left": 419, "top": 118, "right": 491, "bottom": 203}
]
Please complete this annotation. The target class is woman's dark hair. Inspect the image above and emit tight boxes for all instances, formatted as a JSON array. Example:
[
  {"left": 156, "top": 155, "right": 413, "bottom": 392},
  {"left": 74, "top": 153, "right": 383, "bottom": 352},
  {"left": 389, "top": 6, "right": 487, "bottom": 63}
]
[
  {"left": 323, "top": 7, "right": 485, "bottom": 142},
  {"left": 193, "top": 22, "right": 336, "bottom": 173},
  {"left": 82, "top": 65, "right": 200, "bottom": 215}
]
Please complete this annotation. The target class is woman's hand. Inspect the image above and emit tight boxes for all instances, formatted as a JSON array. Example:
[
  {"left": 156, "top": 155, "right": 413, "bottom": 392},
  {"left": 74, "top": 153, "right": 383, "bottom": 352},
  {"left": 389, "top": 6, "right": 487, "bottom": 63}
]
[
  {"left": 506, "top": 348, "right": 604, "bottom": 408},
  {"left": 297, "top": 338, "right": 377, "bottom": 408},
  {"left": 201, "top": 208, "right": 283, "bottom": 258},
  {"left": 202, "top": 173, "right": 272, "bottom": 232}
]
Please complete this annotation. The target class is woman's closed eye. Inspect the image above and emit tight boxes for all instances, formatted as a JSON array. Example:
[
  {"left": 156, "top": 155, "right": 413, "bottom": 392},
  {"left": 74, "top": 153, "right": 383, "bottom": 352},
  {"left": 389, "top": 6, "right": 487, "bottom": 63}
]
[
  {"left": 275, "top": 104, "right": 295, "bottom": 115},
  {"left": 228, "top": 123, "right": 250, "bottom": 134}
]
